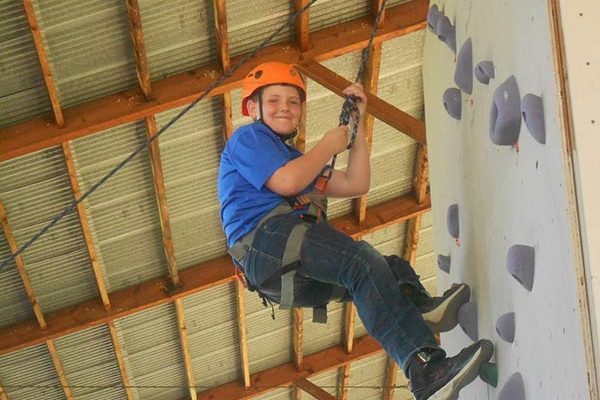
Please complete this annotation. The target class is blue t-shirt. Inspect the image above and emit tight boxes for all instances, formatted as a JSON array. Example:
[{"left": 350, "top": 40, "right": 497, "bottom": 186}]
[{"left": 218, "top": 122, "right": 304, "bottom": 247}]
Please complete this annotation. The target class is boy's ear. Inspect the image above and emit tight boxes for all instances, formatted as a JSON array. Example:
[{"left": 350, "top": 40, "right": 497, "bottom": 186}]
[{"left": 246, "top": 99, "right": 259, "bottom": 120}]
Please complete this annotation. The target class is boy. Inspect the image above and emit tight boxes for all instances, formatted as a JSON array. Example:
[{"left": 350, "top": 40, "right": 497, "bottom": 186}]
[{"left": 218, "top": 62, "right": 493, "bottom": 399}]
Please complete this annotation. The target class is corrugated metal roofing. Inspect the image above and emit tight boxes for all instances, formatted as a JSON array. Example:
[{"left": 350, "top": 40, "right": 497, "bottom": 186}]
[
  {"left": 227, "top": 0, "right": 293, "bottom": 58},
  {"left": 137, "top": 0, "right": 218, "bottom": 81},
  {"left": 0, "top": 343, "right": 65, "bottom": 400},
  {"left": 156, "top": 98, "right": 227, "bottom": 269},
  {"left": 303, "top": 300, "right": 344, "bottom": 356},
  {"left": 70, "top": 122, "right": 167, "bottom": 293},
  {"left": 0, "top": 147, "right": 100, "bottom": 314},
  {"left": 53, "top": 325, "right": 128, "bottom": 400},
  {"left": 32, "top": 0, "right": 138, "bottom": 108},
  {"left": 0, "top": 1, "right": 52, "bottom": 127},
  {"left": 0, "top": 232, "right": 34, "bottom": 328},
  {"left": 184, "top": 283, "right": 241, "bottom": 388},
  {"left": 114, "top": 303, "right": 187, "bottom": 400},
  {"left": 309, "top": 0, "right": 369, "bottom": 32},
  {"left": 347, "top": 353, "right": 388, "bottom": 400}
]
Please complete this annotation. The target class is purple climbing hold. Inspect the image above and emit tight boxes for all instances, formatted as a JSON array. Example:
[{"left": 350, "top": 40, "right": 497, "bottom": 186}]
[
  {"left": 443, "top": 88, "right": 462, "bottom": 120},
  {"left": 490, "top": 75, "right": 521, "bottom": 145},
  {"left": 521, "top": 93, "right": 546, "bottom": 144},
  {"left": 447, "top": 204, "right": 459, "bottom": 239},
  {"left": 455, "top": 38, "right": 473, "bottom": 94},
  {"left": 496, "top": 312, "right": 516, "bottom": 343},
  {"left": 498, "top": 373, "right": 526, "bottom": 400},
  {"left": 458, "top": 301, "right": 478, "bottom": 341},
  {"left": 475, "top": 61, "right": 495, "bottom": 84},
  {"left": 437, "top": 254, "right": 451, "bottom": 274},
  {"left": 507, "top": 245, "right": 535, "bottom": 292},
  {"left": 436, "top": 15, "right": 456, "bottom": 53},
  {"left": 427, "top": 4, "right": 441, "bottom": 32}
]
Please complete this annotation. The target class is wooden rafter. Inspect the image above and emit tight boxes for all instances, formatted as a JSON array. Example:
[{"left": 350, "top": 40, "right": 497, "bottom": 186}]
[
  {"left": 213, "top": 0, "right": 234, "bottom": 140},
  {"left": 295, "top": 0, "right": 310, "bottom": 52},
  {"left": 62, "top": 142, "right": 111, "bottom": 310},
  {"left": 0, "top": 0, "right": 428, "bottom": 162},
  {"left": 293, "top": 308, "right": 304, "bottom": 370},
  {"left": 107, "top": 321, "right": 134, "bottom": 400},
  {"left": 46, "top": 340, "right": 73, "bottom": 399},
  {"left": 175, "top": 299, "right": 198, "bottom": 400},
  {"left": 125, "top": 0, "right": 151, "bottom": 98},
  {"left": 22, "top": 0, "right": 64, "bottom": 127},
  {"left": 296, "top": 60, "right": 426, "bottom": 144},
  {"left": 353, "top": 42, "right": 383, "bottom": 224},
  {"left": 195, "top": 335, "right": 381, "bottom": 399},
  {"left": 0, "top": 192, "right": 429, "bottom": 355},
  {"left": 294, "top": 378, "right": 336, "bottom": 400},
  {"left": 372, "top": 0, "right": 386, "bottom": 28},
  {"left": 234, "top": 280, "right": 251, "bottom": 388},
  {"left": 0, "top": 201, "right": 46, "bottom": 329},
  {"left": 339, "top": 364, "right": 351, "bottom": 400}
]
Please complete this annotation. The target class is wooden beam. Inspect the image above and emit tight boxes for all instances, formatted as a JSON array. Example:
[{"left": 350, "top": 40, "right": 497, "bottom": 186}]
[
  {"left": 193, "top": 335, "right": 382, "bottom": 400},
  {"left": 175, "top": 299, "right": 197, "bottom": 400},
  {"left": 294, "top": 379, "right": 336, "bottom": 400},
  {"left": 213, "top": 0, "right": 234, "bottom": 140},
  {"left": 0, "top": 201, "right": 47, "bottom": 329},
  {"left": 145, "top": 116, "right": 180, "bottom": 286},
  {"left": 234, "top": 279, "right": 251, "bottom": 388},
  {"left": 125, "top": 0, "right": 151, "bottom": 98},
  {"left": 339, "top": 365, "right": 350, "bottom": 400},
  {"left": 372, "top": 0, "right": 386, "bottom": 27},
  {"left": 62, "top": 142, "right": 111, "bottom": 310},
  {"left": 22, "top": 0, "right": 64, "bottom": 127},
  {"left": 293, "top": 308, "right": 304, "bottom": 370},
  {"left": 0, "top": 0, "right": 428, "bottom": 161},
  {"left": 46, "top": 340, "right": 73, "bottom": 399},
  {"left": 107, "top": 322, "right": 134, "bottom": 400},
  {"left": 353, "top": 42, "right": 382, "bottom": 224},
  {"left": 296, "top": 60, "right": 426, "bottom": 144},
  {"left": 383, "top": 357, "right": 399, "bottom": 400},
  {"left": 413, "top": 145, "right": 429, "bottom": 204},
  {"left": 0, "top": 192, "right": 429, "bottom": 355},
  {"left": 295, "top": 0, "right": 310, "bottom": 52}
]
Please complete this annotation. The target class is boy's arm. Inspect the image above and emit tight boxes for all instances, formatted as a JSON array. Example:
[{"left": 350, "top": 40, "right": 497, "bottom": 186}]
[{"left": 265, "top": 125, "right": 349, "bottom": 196}]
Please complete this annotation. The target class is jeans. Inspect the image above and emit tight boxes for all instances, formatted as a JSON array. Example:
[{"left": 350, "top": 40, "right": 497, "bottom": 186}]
[{"left": 239, "top": 213, "right": 440, "bottom": 371}]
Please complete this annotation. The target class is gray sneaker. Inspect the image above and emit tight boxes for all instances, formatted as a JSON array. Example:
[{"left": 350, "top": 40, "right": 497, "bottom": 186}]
[
  {"left": 419, "top": 283, "right": 470, "bottom": 333},
  {"left": 409, "top": 339, "right": 494, "bottom": 400}
]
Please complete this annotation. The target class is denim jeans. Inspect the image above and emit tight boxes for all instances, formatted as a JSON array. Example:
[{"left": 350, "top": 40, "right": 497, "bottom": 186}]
[{"left": 239, "top": 213, "right": 440, "bottom": 371}]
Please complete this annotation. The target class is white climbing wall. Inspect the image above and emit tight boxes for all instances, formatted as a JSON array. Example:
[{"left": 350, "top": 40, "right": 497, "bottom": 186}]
[{"left": 423, "top": 1, "right": 593, "bottom": 399}]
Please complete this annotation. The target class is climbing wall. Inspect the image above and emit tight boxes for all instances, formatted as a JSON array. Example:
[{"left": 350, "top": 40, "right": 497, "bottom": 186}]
[{"left": 423, "top": 1, "right": 591, "bottom": 399}]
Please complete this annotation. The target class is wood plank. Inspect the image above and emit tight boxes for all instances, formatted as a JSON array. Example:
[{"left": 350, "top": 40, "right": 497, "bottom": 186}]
[
  {"left": 46, "top": 340, "right": 73, "bottom": 400},
  {"left": 296, "top": 60, "right": 426, "bottom": 144},
  {"left": 383, "top": 358, "right": 399, "bottom": 400},
  {"left": 353, "top": 42, "right": 382, "bottom": 224},
  {"left": 0, "top": 0, "right": 428, "bottom": 161},
  {"left": 145, "top": 116, "right": 180, "bottom": 287},
  {"left": 339, "top": 364, "right": 350, "bottom": 400},
  {"left": 0, "top": 193, "right": 429, "bottom": 355},
  {"left": 294, "top": 379, "right": 336, "bottom": 400},
  {"left": 175, "top": 299, "right": 197, "bottom": 400},
  {"left": 413, "top": 145, "right": 429, "bottom": 204},
  {"left": 125, "top": 0, "right": 151, "bottom": 98},
  {"left": 293, "top": 308, "right": 304, "bottom": 370},
  {"left": 372, "top": 0, "right": 386, "bottom": 27},
  {"left": 62, "top": 142, "right": 110, "bottom": 310},
  {"left": 213, "top": 0, "right": 234, "bottom": 140},
  {"left": 295, "top": 0, "right": 310, "bottom": 52},
  {"left": 235, "top": 279, "right": 251, "bottom": 388},
  {"left": 107, "top": 321, "right": 134, "bottom": 400},
  {"left": 0, "top": 201, "right": 47, "bottom": 329},
  {"left": 22, "top": 0, "right": 64, "bottom": 127},
  {"left": 194, "top": 335, "right": 380, "bottom": 400},
  {"left": 343, "top": 303, "right": 356, "bottom": 354}
]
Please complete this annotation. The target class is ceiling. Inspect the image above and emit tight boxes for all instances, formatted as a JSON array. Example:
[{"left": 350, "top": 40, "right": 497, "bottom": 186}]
[{"left": 0, "top": 0, "right": 436, "bottom": 399}]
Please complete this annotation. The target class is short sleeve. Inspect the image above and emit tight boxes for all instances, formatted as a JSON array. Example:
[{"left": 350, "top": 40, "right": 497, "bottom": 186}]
[{"left": 229, "top": 125, "right": 290, "bottom": 190}]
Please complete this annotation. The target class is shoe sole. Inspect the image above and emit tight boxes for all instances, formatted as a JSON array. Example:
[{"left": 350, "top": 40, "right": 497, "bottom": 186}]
[
  {"left": 423, "top": 284, "right": 470, "bottom": 333},
  {"left": 430, "top": 340, "right": 494, "bottom": 400}
]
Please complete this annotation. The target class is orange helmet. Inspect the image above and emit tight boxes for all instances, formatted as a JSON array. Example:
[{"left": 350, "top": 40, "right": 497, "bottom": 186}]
[{"left": 241, "top": 62, "right": 306, "bottom": 116}]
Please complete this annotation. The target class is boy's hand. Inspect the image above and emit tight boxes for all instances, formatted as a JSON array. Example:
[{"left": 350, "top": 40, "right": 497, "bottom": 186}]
[
  {"left": 343, "top": 83, "right": 367, "bottom": 116},
  {"left": 323, "top": 125, "right": 350, "bottom": 155}
]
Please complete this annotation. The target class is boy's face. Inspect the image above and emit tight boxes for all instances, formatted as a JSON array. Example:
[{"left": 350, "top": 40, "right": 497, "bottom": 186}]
[{"left": 247, "top": 85, "right": 302, "bottom": 136}]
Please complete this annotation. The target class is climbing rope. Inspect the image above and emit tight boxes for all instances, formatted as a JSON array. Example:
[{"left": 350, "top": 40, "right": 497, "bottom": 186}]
[
  {"left": 319, "top": 0, "right": 387, "bottom": 187},
  {"left": 0, "top": 0, "right": 388, "bottom": 271}
]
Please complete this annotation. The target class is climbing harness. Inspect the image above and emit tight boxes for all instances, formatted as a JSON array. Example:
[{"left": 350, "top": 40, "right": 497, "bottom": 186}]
[{"left": 228, "top": 0, "right": 388, "bottom": 322}]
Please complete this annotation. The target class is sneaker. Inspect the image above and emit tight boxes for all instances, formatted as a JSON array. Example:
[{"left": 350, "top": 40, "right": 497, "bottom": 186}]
[
  {"left": 409, "top": 339, "right": 494, "bottom": 400},
  {"left": 419, "top": 283, "right": 470, "bottom": 333}
]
